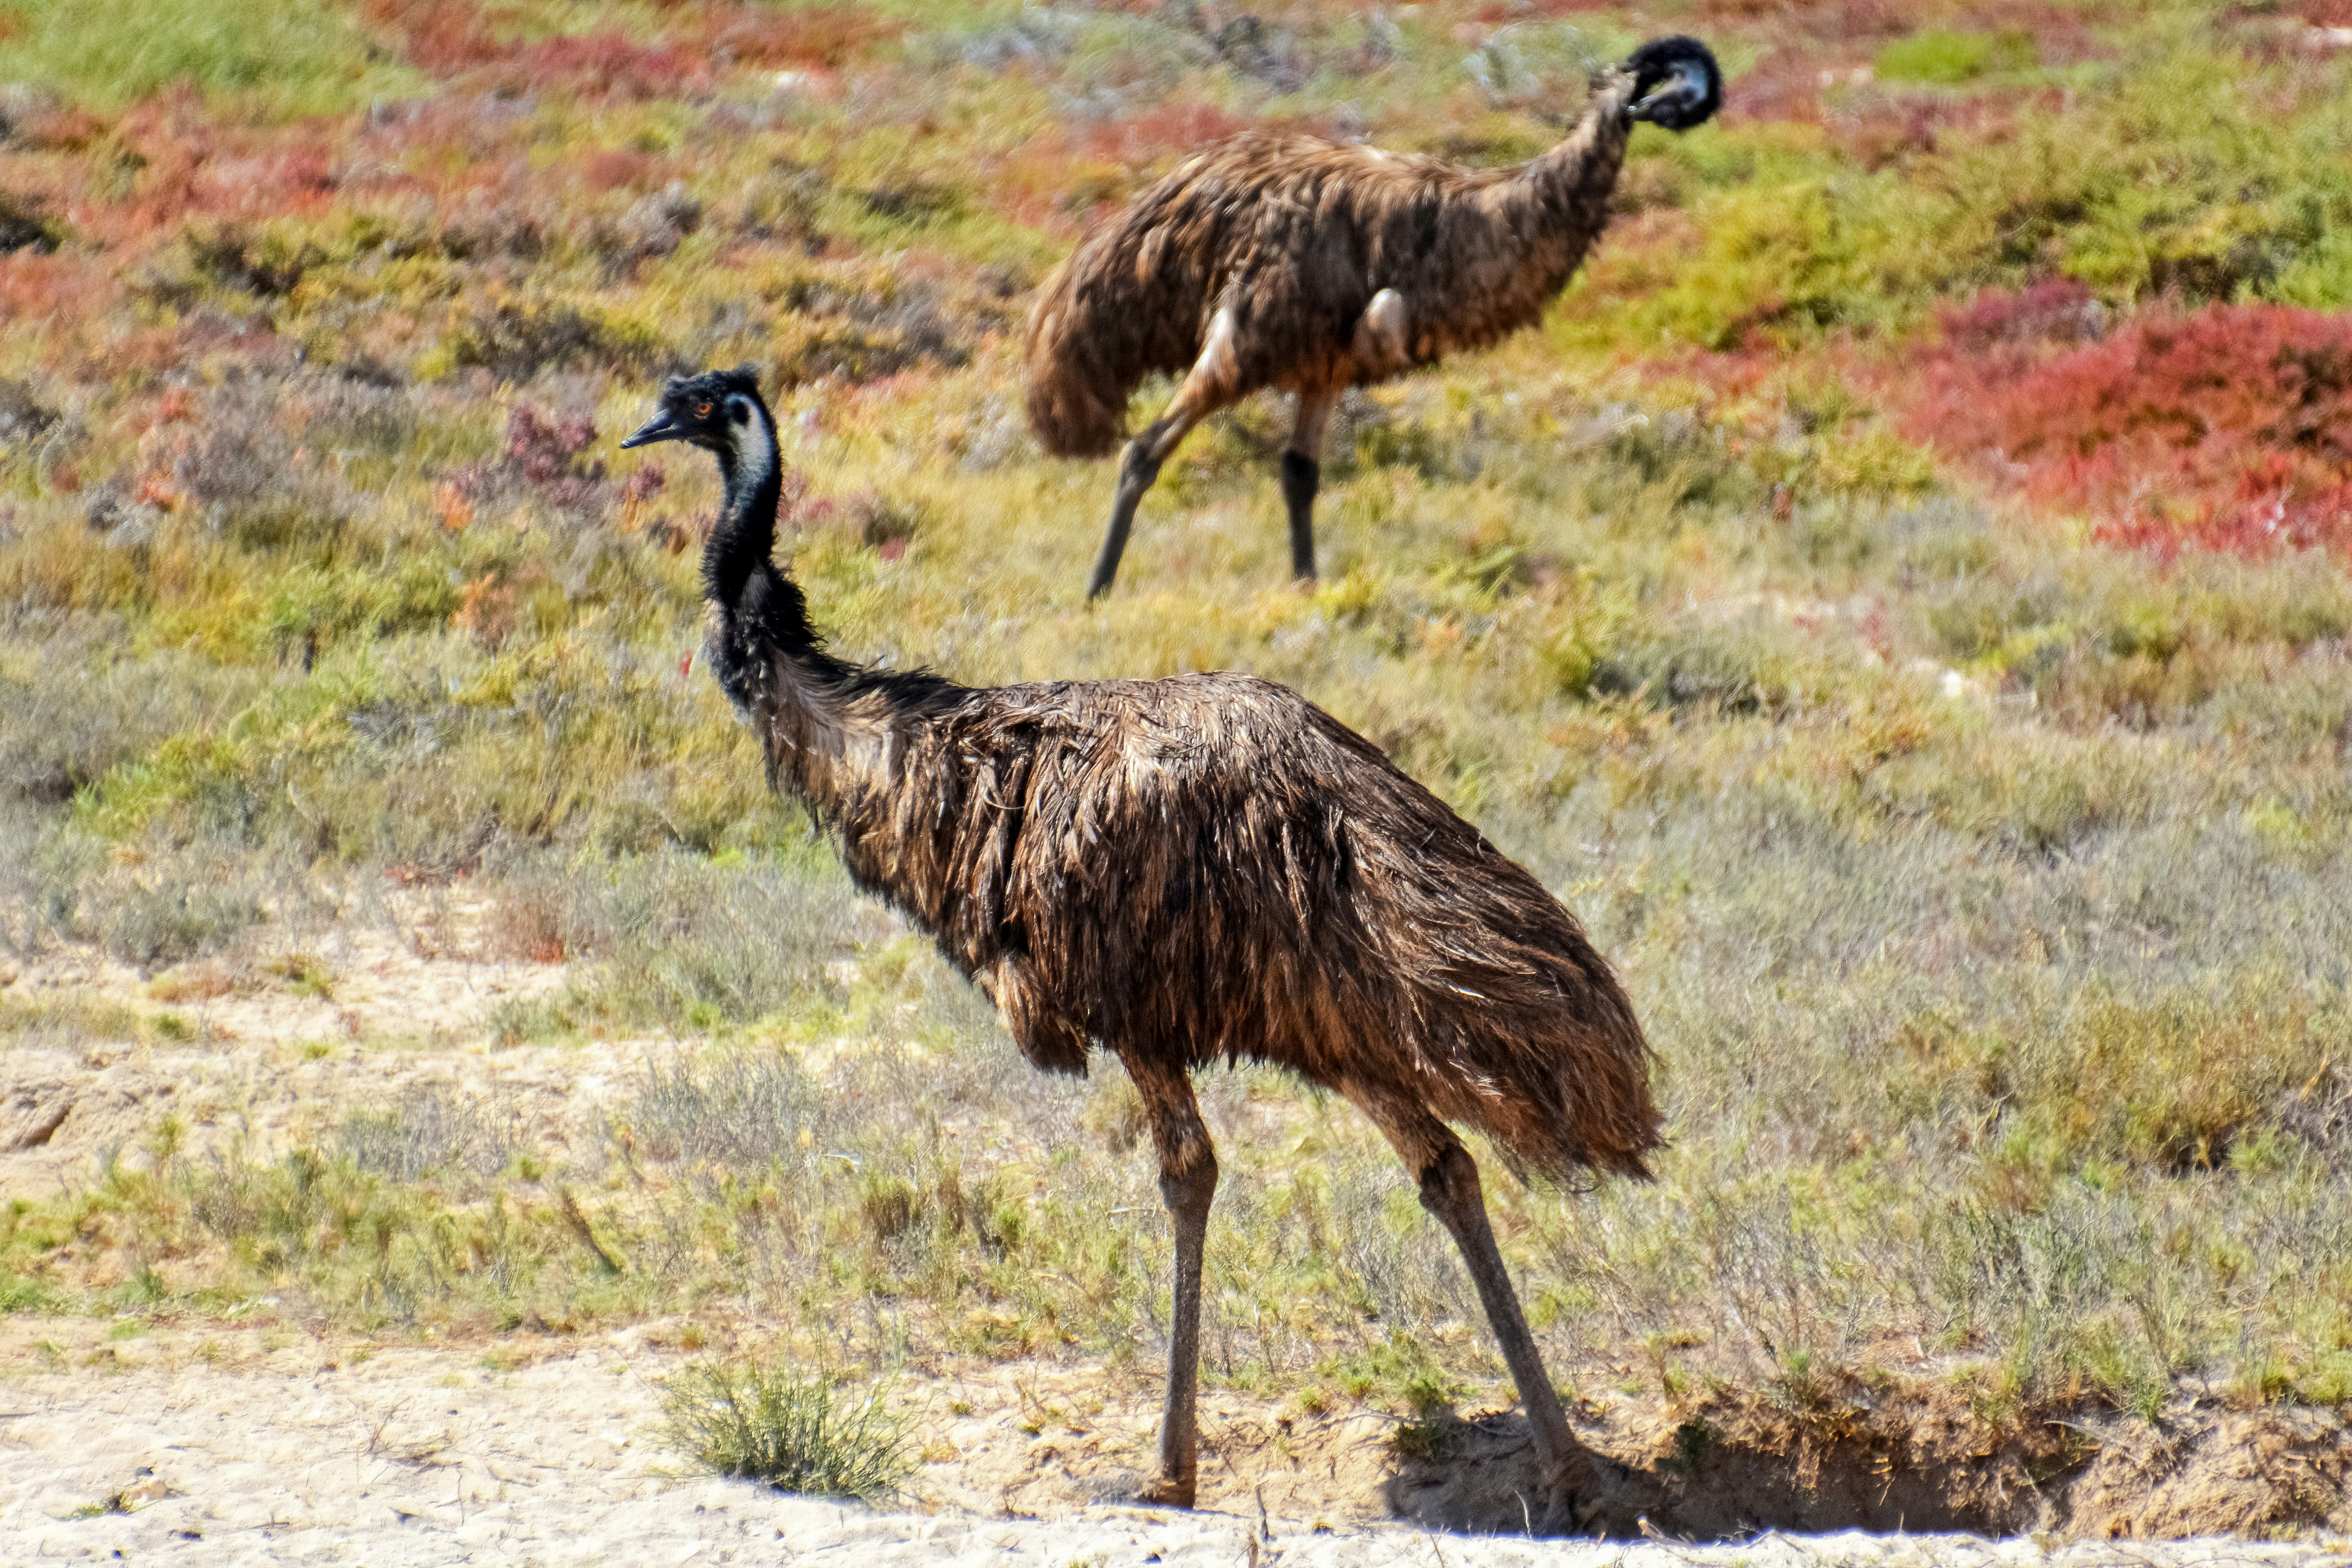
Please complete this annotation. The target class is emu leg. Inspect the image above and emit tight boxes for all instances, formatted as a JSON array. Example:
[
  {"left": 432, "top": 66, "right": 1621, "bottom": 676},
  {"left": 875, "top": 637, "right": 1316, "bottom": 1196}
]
[
  {"left": 1349, "top": 1091, "right": 1586, "bottom": 1496},
  {"left": 1117, "top": 1047, "right": 1219, "bottom": 1506},
  {"left": 1282, "top": 389, "right": 1336, "bottom": 584},
  {"left": 1089, "top": 420, "right": 1173, "bottom": 600},
  {"left": 1087, "top": 306, "right": 1244, "bottom": 600}
]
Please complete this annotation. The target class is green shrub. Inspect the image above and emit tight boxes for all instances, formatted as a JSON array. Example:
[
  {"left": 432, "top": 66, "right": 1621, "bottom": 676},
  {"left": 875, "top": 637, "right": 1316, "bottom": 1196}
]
[
  {"left": 658, "top": 1357, "right": 910, "bottom": 1501},
  {"left": 1875, "top": 31, "right": 2036, "bottom": 88},
  {"left": 0, "top": 0, "right": 420, "bottom": 115}
]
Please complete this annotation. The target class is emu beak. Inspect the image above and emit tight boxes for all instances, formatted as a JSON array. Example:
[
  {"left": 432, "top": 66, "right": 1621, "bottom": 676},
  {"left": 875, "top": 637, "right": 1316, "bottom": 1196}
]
[{"left": 620, "top": 411, "right": 681, "bottom": 449}]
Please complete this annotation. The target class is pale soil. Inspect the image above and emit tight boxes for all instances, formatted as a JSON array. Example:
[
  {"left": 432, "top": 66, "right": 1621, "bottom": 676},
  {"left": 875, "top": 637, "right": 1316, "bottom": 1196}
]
[
  {"left": 1, "top": 895, "right": 588, "bottom": 1191},
  {"left": 7, "top": 919, "right": 2352, "bottom": 1558},
  {"left": 3, "top": 1318, "right": 2349, "bottom": 1568}
]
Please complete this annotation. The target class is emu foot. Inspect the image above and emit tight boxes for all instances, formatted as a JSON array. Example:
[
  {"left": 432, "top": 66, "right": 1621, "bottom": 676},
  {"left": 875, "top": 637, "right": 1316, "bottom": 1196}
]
[
  {"left": 1555, "top": 1449, "right": 1638, "bottom": 1535},
  {"left": 1087, "top": 1467, "right": 1196, "bottom": 1509}
]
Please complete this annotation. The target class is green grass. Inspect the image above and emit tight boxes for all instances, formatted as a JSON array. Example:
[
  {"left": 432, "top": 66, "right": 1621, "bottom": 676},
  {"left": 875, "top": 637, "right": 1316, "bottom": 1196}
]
[
  {"left": 1875, "top": 31, "right": 2036, "bottom": 88},
  {"left": 0, "top": 0, "right": 422, "bottom": 117},
  {"left": 659, "top": 1356, "right": 912, "bottom": 1501}
]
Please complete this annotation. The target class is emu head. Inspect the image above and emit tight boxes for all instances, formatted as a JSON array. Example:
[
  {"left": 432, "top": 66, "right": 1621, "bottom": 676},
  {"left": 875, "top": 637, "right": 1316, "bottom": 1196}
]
[
  {"left": 1623, "top": 36, "right": 1722, "bottom": 132},
  {"left": 620, "top": 365, "right": 768, "bottom": 456}
]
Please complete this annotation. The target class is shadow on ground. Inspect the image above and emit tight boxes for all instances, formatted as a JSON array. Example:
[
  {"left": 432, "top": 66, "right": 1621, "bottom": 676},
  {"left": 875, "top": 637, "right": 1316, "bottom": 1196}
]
[{"left": 1382, "top": 1392, "right": 2352, "bottom": 1542}]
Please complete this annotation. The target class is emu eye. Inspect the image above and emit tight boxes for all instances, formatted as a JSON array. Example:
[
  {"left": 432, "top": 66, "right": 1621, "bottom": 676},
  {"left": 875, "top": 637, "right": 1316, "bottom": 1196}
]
[{"left": 694, "top": 400, "right": 714, "bottom": 418}]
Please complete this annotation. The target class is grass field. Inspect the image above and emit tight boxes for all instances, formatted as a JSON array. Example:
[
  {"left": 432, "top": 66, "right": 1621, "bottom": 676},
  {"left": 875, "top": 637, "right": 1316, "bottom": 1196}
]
[{"left": 3, "top": 0, "right": 2350, "bottom": 1501}]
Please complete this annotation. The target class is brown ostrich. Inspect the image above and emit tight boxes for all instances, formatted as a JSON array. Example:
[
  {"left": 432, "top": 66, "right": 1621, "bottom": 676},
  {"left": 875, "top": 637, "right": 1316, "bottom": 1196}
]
[
  {"left": 1024, "top": 35, "right": 1722, "bottom": 599},
  {"left": 623, "top": 367, "right": 1660, "bottom": 1509}
]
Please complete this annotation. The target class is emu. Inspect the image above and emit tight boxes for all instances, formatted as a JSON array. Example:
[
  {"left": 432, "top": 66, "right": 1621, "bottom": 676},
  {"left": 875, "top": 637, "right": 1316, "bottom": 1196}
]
[
  {"left": 623, "top": 367, "right": 1660, "bottom": 1509},
  {"left": 1024, "top": 35, "right": 1721, "bottom": 598}
]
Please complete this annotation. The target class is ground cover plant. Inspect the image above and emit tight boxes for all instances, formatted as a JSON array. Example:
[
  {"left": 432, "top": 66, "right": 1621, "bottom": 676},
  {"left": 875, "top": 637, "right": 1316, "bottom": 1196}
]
[{"left": 3, "top": 0, "right": 2351, "bottom": 1529}]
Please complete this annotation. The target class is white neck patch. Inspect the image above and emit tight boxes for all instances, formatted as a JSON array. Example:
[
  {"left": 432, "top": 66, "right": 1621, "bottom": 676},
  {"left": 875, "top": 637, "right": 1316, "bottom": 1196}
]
[{"left": 724, "top": 394, "right": 779, "bottom": 497}]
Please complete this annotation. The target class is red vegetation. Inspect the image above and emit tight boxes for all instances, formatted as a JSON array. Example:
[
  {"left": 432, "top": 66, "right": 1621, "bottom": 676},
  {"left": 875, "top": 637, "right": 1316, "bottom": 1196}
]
[
  {"left": 1082, "top": 103, "right": 1254, "bottom": 168},
  {"left": 1908, "top": 294, "right": 2352, "bottom": 558},
  {"left": 703, "top": 5, "right": 899, "bottom": 69},
  {"left": 1938, "top": 278, "right": 2108, "bottom": 349},
  {"left": 364, "top": 0, "right": 893, "bottom": 96},
  {"left": 453, "top": 405, "right": 609, "bottom": 512}
]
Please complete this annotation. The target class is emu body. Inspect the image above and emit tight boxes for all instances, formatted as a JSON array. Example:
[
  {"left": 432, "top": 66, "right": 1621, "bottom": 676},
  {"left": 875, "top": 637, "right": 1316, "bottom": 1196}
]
[
  {"left": 1023, "top": 36, "right": 1721, "bottom": 598},
  {"left": 625, "top": 368, "right": 1661, "bottom": 1507}
]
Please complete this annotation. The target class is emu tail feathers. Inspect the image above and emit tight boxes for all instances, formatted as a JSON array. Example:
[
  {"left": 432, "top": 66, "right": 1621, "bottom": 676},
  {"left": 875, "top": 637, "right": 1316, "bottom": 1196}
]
[
  {"left": 1456, "top": 968, "right": 1661, "bottom": 1187},
  {"left": 1393, "top": 879, "right": 1664, "bottom": 1187},
  {"left": 1022, "top": 254, "right": 1140, "bottom": 459}
]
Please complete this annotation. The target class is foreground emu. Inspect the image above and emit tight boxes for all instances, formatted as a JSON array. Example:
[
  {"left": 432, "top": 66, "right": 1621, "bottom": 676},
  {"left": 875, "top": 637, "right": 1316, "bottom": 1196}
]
[
  {"left": 1024, "top": 36, "right": 1722, "bottom": 597},
  {"left": 624, "top": 368, "right": 1659, "bottom": 1506}
]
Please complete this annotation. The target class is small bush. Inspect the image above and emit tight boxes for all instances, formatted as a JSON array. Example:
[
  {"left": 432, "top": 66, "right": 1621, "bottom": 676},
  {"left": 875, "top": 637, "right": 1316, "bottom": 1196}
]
[
  {"left": 450, "top": 404, "right": 610, "bottom": 515},
  {"left": 336, "top": 1086, "right": 517, "bottom": 1183},
  {"left": 0, "top": 192, "right": 65, "bottom": 255},
  {"left": 1875, "top": 31, "right": 2035, "bottom": 87},
  {"left": 658, "top": 1357, "right": 910, "bottom": 1501},
  {"left": 438, "top": 300, "right": 672, "bottom": 381},
  {"left": 627, "top": 1050, "right": 820, "bottom": 1168}
]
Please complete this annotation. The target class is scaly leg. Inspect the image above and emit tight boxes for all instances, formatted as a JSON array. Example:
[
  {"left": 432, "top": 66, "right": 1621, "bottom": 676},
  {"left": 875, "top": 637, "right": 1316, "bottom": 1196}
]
[
  {"left": 1087, "top": 307, "right": 1245, "bottom": 600},
  {"left": 1117, "top": 1046, "right": 1218, "bottom": 1506},
  {"left": 1282, "top": 388, "right": 1336, "bottom": 584},
  {"left": 1345, "top": 1087, "right": 1586, "bottom": 1497}
]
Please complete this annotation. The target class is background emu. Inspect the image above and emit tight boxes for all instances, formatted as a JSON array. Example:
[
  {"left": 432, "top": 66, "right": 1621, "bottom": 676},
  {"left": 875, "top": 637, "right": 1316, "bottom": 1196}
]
[
  {"left": 624, "top": 368, "right": 1659, "bottom": 1509},
  {"left": 1024, "top": 35, "right": 1721, "bottom": 598}
]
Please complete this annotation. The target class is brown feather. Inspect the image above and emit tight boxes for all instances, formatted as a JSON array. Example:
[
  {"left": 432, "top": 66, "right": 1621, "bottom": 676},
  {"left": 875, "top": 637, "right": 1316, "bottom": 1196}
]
[
  {"left": 1022, "top": 68, "right": 1641, "bottom": 457},
  {"left": 732, "top": 590, "right": 1660, "bottom": 1183}
]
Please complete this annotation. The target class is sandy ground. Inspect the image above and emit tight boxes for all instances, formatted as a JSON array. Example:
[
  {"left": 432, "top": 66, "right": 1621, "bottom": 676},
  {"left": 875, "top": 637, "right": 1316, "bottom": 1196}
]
[
  {"left": 4, "top": 1320, "right": 2349, "bottom": 1567},
  {"left": 9, "top": 915, "right": 2352, "bottom": 1560},
  {"left": 1, "top": 896, "right": 590, "bottom": 1193}
]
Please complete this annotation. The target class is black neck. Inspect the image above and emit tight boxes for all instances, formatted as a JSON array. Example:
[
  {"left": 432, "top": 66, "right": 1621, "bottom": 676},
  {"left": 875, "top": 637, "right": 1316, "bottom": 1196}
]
[
  {"left": 700, "top": 396, "right": 830, "bottom": 707},
  {"left": 704, "top": 401, "right": 782, "bottom": 607}
]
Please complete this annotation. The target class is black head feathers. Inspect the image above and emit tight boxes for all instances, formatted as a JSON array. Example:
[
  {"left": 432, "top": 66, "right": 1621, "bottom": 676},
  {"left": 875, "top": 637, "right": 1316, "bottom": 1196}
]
[
  {"left": 621, "top": 364, "right": 768, "bottom": 451},
  {"left": 1623, "top": 36, "right": 1722, "bottom": 133}
]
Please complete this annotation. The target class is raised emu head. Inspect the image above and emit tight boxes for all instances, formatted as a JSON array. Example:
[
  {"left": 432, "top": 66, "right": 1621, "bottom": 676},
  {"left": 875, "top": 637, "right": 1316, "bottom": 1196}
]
[
  {"left": 618, "top": 364, "right": 767, "bottom": 469},
  {"left": 620, "top": 365, "right": 813, "bottom": 701},
  {"left": 1624, "top": 35, "right": 1723, "bottom": 132},
  {"left": 620, "top": 364, "right": 780, "bottom": 603}
]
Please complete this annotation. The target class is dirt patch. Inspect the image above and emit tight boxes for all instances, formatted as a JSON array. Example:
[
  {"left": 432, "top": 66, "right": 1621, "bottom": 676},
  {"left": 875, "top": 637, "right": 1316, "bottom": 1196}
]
[
  {"left": 4, "top": 1319, "right": 2351, "bottom": 1566},
  {"left": 0, "top": 896, "right": 580, "bottom": 1190},
  {"left": 1375, "top": 1384, "right": 2352, "bottom": 1543}
]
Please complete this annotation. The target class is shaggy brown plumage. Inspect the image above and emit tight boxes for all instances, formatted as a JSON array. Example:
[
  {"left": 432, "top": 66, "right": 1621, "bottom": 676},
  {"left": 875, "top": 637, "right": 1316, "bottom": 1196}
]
[
  {"left": 1023, "top": 36, "right": 1722, "bottom": 598},
  {"left": 624, "top": 367, "right": 1661, "bottom": 1509}
]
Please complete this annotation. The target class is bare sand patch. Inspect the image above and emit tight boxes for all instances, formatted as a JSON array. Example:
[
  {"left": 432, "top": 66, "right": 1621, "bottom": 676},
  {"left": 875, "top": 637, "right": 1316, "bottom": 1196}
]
[{"left": 3, "top": 1317, "right": 2349, "bottom": 1566}]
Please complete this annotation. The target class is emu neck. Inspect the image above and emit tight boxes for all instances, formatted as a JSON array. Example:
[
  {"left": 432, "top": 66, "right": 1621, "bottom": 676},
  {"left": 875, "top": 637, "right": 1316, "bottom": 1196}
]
[
  {"left": 701, "top": 405, "right": 855, "bottom": 792},
  {"left": 1489, "top": 75, "right": 1636, "bottom": 286},
  {"left": 705, "top": 404, "right": 789, "bottom": 621}
]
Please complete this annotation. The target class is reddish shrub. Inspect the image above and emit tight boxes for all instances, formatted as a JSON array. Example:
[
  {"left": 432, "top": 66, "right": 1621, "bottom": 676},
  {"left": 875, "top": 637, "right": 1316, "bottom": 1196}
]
[
  {"left": 1907, "top": 298, "right": 2352, "bottom": 558},
  {"left": 453, "top": 404, "right": 609, "bottom": 513},
  {"left": 1938, "top": 278, "right": 2107, "bottom": 350},
  {"left": 580, "top": 149, "right": 665, "bottom": 195},
  {"left": 708, "top": 5, "right": 897, "bottom": 68},
  {"left": 365, "top": 1, "right": 732, "bottom": 99},
  {"left": 515, "top": 34, "right": 705, "bottom": 101},
  {"left": 1082, "top": 103, "right": 1254, "bottom": 168}
]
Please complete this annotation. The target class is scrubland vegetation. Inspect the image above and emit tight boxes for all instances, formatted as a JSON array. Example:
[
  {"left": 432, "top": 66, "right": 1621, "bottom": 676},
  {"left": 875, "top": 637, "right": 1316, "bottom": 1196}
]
[{"left": 3, "top": 0, "right": 2351, "bottom": 1468}]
